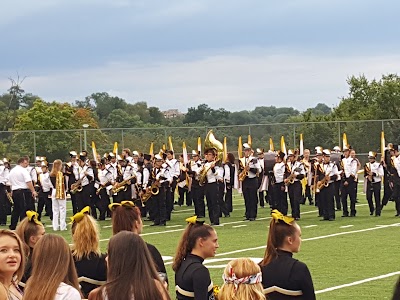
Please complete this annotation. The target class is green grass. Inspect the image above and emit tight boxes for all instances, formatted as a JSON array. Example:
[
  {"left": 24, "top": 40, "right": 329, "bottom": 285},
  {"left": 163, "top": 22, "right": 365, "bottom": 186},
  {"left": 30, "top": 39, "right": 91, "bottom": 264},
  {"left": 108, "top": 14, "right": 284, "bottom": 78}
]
[{"left": 4, "top": 185, "right": 400, "bottom": 299}]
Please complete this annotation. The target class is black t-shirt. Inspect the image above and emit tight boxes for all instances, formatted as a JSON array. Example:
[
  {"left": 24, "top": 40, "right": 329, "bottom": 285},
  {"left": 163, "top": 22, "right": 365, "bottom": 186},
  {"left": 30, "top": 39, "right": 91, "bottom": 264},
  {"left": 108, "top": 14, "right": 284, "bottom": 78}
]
[
  {"left": 261, "top": 249, "right": 316, "bottom": 300},
  {"left": 175, "top": 254, "right": 215, "bottom": 300},
  {"left": 146, "top": 242, "right": 168, "bottom": 284},
  {"left": 74, "top": 252, "right": 107, "bottom": 298}
]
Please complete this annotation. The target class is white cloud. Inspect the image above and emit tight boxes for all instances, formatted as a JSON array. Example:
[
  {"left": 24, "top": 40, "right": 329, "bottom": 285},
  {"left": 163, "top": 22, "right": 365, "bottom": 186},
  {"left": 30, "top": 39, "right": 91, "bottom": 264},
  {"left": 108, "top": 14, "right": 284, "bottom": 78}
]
[{"left": 1, "top": 50, "right": 399, "bottom": 112}]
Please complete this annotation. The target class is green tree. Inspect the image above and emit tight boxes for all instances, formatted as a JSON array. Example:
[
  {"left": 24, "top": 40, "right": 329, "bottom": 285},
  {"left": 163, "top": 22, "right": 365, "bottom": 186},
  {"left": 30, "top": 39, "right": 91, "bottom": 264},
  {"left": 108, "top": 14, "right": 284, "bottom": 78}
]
[{"left": 106, "top": 109, "right": 143, "bottom": 128}]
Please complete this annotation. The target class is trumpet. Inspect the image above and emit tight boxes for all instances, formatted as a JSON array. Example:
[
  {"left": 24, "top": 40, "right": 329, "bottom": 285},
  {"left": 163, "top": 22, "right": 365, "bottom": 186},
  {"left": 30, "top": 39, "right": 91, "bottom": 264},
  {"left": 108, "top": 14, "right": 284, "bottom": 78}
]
[
  {"left": 112, "top": 175, "right": 136, "bottom": 194},
  {"left": 6, "top": 191, "right": 13, "bottom": 207}
]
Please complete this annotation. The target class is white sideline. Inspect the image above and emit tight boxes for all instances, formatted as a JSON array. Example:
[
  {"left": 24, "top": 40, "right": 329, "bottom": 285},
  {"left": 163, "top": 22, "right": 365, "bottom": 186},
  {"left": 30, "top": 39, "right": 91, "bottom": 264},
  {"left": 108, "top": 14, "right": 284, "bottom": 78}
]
[{"left": 315, "top": 271, "right": 400, "bottom": 294}]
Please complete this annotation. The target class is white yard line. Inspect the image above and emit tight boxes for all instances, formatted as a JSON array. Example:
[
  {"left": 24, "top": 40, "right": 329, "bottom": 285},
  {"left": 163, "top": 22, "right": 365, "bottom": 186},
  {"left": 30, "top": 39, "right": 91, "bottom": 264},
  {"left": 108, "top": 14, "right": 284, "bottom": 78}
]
[
  {"left": 304, "top": 225, "right": 318, "bottom": 228},
  {"left": 315, "top": 271, "right": 400, "bottom": 294},
  {"left": 232, "top": 225, "right": 247, "bottom": 228},
  {"left": 340, "top": 225, "right": 354, "bottom": 228}
]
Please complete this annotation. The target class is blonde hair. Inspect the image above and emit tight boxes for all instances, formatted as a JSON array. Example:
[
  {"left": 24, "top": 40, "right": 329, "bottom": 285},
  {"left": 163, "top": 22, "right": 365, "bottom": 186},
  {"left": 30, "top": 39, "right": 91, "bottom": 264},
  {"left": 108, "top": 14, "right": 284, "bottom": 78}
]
[
  {"left": 71, "top": 214, "right": 101, "bottom": 260},
  {"left": 219, "top": 258, "right": 264, "bottom": 300},
  {"left": 50, "top": 159, "right": 63, "bottom": 177},
  {"left": 15, "top": 217, "right": 44, "bottom": 256},
  {"left": 24, "top": 234, "right": 81, "bottom": 300},
  {"left": 0, "top": 230, "right": 25, "bottom": 282}
]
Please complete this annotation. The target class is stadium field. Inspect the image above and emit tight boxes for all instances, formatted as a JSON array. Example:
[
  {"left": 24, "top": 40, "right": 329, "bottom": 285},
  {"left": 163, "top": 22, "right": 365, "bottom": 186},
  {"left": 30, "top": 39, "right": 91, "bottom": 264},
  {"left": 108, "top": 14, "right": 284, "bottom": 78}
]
[{"left": 5, "top": 184, "right": 400, "bottom": 299}]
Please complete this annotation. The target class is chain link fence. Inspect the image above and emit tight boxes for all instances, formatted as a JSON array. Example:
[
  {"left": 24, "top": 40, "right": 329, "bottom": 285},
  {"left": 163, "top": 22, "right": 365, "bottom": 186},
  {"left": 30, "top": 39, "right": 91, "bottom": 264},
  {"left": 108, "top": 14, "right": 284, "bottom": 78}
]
[{"left": 1, "top": 119, "right": 399, "bottom": 164}]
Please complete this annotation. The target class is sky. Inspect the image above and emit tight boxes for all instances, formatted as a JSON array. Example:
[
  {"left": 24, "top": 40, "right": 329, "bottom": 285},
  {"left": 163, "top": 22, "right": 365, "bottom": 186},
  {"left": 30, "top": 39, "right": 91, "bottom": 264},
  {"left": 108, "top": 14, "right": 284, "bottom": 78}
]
[{"left": 0, "top": 0, "right": 399, "bottom": 112}]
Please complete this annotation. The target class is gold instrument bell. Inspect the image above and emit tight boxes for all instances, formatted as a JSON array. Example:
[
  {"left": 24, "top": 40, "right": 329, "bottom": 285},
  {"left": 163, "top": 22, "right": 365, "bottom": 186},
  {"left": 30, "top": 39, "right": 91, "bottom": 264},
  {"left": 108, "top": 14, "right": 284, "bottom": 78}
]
[{"left": 204, "top": 130, "right": 224, "bottom": 161}]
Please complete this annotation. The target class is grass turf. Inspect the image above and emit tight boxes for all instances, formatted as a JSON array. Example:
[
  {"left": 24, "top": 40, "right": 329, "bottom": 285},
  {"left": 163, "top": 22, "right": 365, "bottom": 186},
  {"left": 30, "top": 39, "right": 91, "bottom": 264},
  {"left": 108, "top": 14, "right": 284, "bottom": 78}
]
[{"left": 4, "top": 186, "right": 400, "bottom": 299}]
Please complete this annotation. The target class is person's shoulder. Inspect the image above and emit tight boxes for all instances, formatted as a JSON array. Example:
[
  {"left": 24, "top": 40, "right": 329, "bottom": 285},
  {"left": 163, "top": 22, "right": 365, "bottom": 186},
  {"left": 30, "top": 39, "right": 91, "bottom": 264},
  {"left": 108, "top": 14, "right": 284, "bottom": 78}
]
[
  {"left": 293, "top": 259, "right": 310, "bottom": 272},
  {"left": 88, "top": 287, "right": 102, "bottom": 300},
  {"left": 56, "top": 282, "right": 81, "bottom": 300}
]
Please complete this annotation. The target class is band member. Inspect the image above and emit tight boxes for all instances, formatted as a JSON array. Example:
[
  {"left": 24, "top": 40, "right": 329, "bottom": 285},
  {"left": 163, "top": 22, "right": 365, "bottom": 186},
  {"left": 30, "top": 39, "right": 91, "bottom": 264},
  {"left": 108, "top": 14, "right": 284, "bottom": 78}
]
[
  {"left": 65, "top": 151, "right": 79, "bottom": 214},
  {"left": 240, "top": 143, "right": 261, "bottom": 221},
  {"left": 0, "top": 159, "right": 10, "bottom": 226},
  {"left": 285, "top": 150, "right": 305, "bottom": 220},
  {"left": 341, "top": 148, "right": 358, "bottom": 217},
  {"left": 177, "top": 154, "right": 191, "bottom": 207},
  {"left": 203, "top": 148, "right": 221, "bottom": 225},
  {"left": 75, "top": 153, "right": 94, "bottom": 212},
  {"left": 189, "top": 151, "right": 205, "bottom": 218},
  {"left": 302, "top": 149, "right": 314, "bottom": 205},
  {"left": 106, "top": 152, "right": 118, "bottom": 182},
  {"left": 165, "top": 150, "right": 179, "bottom": 220},
  {"left": 256, "top": 148, "right": 266, "bottom": 208},
  {"left": 320, "top": 150, "right": 338, "bottom": 221},
  {"left": 96, "top": 159, "right": 113, "bottom": 220},
  {"left": 148, "top": 154, "right": 168, "bottom": 226},
  {"left": 312, "top": 147, "right": 324, "bottom": 217},
  {"left": 141, "top": 154, "right": 152, "bottom": 218},
  {"left": 9, "top": 157, "right": 38, "bottom": 230},
  {"left": 364, "top": 151, "right": 384, "bottom": 216},
  {"left": 34, "top": 156, "right": 44, "bottom": 177},
  {"left": 331, "top": 146, "right": 342, "bottom": 211},
  {"left": 24, "top": 156, "right": 37, "bottom": 211},
  {"left": 216, "top": 161, "right": 230, "bottom": 218},
  {"left": 122, "top": 148, "right": 133, "bottom": 163},
  {"left": 224, "top": 153, "right": 236, "bottom": 213},
  {"left": 272, "top": 151, "right": 287, "bottom": 215},
  {"left": 37, "top": 161, "right": 53, "bottom": 221},
  {"left": 381, "top": 144, "right": 395, "bottom": 210},
  {"left": 50, "top": 159, "right": 67, "bottom": 231},
  {"left": 390, "top": 146, "right": 400, "bottom": 216},
  {"left": 114, "top": 156, "right": 134, "bottom": 203}
]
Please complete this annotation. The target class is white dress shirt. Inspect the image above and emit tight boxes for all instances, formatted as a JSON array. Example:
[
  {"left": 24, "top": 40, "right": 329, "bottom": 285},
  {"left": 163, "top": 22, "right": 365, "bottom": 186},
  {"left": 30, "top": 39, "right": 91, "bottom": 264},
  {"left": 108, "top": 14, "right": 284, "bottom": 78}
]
[{"left": 9, "top": 165, "right": 31, "bottom": 190}]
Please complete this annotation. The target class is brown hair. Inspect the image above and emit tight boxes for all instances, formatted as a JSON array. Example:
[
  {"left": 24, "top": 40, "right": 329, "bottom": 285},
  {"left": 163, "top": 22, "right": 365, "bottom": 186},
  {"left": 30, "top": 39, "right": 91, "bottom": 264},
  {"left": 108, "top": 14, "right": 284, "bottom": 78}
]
[
  {"left": 112, "top": 205, "right": 141, "bottom": 235},
  {"left": 50, "top": 159, "right": 63, "bottom": 177},
  {"left": 172, "top": 223, "right": 215, "bottom": 272},
  {"left": 95, "top": 231, "right": 170, "bottom": 300},
  {"left": 17, "top": 157, "right": 28, "bottom": 164},
  {"left": 15, "top": 217, "right": 43, "bottom": 257},
  {"left": 227, "top": 153, "right": 235, "bottom": 164},
  {"left": 71, "top": 214, "right": 101, "bottom": 260},
  {"left": 24, "top": 234, "right": 81, "bottom": 300},
  {"left": 219, "top": 258, "right": 264, "bottom": 300},
  {"left": 0, "top": 229, "right": 25, "bottom": 282},
  {"left": 259, "top": 219, "right": 298, "bottom": 267}
]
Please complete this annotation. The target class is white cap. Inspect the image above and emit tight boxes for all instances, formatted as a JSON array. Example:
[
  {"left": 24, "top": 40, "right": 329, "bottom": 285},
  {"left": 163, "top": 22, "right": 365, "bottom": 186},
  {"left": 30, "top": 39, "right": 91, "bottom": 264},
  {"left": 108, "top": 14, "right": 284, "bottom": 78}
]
[
  {"left": 41, "top": 161, "right": 48, "bottom": 167},
  {"left": 315, "top": 146, "right": 323, "bottom": 155},
  {"left": 35, "top": 156, "right": 42, "bottom": 161},
  {"left": 287, "top": 149, "right": 294, "bottom": 156},
  {"left": 117, "top": 155, "right": 124, "bottom": 161},
  {"left": 368, "top": 151, "right": 376, "bottom": 158},
  {"left": 155, "top": 154, "right": 163, "bottom": 160},
  {"left": 256, "top": 148, "right": 263, "bottom": 154},
  {"left": 243, "top": 143, "right": 251, "bottom": 150},
  {"left": 69, "top": 151, "right": 77, "bottom": 157},
  {"left": 109, "top": 152, "right": 115, "bottom": 158},
  {"left": 132, "top": 151, "right": 139, "bottom": 157},
  {"left": 323, "top": 149, "right": 331, "bottom": 156},
  {"left": 343, "top": 145, "right": 349, "bottom": 151},
  {"left": 192, "top": 150, "right": 199, "bottom": 156},
  {"left": 333, "top": 146, "right": 341, "bottom": 152},
  {"left": 2, "top": 158, "right": 8, "bottom": 163}
]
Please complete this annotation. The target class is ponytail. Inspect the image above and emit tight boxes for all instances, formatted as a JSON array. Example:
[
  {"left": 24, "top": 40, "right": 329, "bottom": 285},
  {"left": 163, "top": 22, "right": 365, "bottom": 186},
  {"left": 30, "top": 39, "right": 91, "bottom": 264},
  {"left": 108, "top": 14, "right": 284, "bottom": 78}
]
[{"left": 172, "top": 223, "right": 214, "bottom": 272}]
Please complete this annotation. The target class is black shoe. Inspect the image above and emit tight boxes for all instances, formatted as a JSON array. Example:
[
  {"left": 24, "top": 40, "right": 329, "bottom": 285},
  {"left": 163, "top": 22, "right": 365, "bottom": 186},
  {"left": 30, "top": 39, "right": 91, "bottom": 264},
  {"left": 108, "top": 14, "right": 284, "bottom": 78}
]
[
  {"left": 198, "top": 215, "right": 205, "bottom": 218},
  {"left": 396, "top": 214, "right": 400, "bottom": 217},
  {"left": 342, "top": 214, "right": 349, "bottom": 217},
  {"left": 320, "top": 218, "right": 329, "bottom": 221},
  {"left": 375, "top": 214, "right": 381, "bottom": 217},
  {"left": 329, "top": 218, "right": 335, "bottom": 221},
  {"left": 211, "top": 222, "right": 220, "bottom": 226},
  {"left": 309, "top": 201, "right": 314, "bottom": 205},
  {"left": 249, "top": 218, "right": 255, "bottom": 221},
  {"left": 349, "top": 215, "right": 356, "bottom": 217},
  {"left": 294, "top": 217, "right": 300, "bottom": 221},
  {"left": 370, "top": 212, "right": 374, "bottom": 216},
  {"left": 150, "top": 223, "right": 160, "bottom": 226},
  {"left": 159, "top": 222, "right": 166, "bottom": 226},
  {"left": 224, "top": 214, "right": 230, "bottom": 217},
  {"left": 0, "top": 223, "right": 5, "bottom": 226},
  {"left": 243, "top": 218, "right": 250, "bottom": 221}
]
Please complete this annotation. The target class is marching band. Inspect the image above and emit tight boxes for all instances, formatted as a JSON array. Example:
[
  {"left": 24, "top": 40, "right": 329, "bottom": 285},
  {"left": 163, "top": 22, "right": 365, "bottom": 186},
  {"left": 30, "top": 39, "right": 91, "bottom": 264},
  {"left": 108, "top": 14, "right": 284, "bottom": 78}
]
[{"left": 1, "top": 133, "right": 400, "bottom": 229}]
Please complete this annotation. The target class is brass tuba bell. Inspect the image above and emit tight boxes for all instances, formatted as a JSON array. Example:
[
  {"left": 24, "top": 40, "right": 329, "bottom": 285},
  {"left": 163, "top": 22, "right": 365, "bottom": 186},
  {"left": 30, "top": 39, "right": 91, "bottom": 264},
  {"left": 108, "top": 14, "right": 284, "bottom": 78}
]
[{"left": 204, "top": 130, "right": 224, "bottom": 161}]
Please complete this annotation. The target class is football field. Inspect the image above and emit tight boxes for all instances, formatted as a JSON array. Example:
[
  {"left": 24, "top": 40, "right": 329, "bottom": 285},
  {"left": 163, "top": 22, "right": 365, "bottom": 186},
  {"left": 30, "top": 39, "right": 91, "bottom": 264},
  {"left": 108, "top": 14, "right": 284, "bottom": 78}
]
[{"left": 11, "top": 185, "right": 400, "bottom": 299}]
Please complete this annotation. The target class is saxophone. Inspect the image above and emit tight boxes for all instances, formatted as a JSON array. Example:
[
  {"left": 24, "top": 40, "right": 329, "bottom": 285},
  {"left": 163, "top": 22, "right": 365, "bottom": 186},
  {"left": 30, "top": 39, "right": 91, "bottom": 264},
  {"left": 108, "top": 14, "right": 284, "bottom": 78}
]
[
  {"left": 365, "top": 163, "right": 373, "bottom": 182},
  {"left": 141, "top": 180, "right": 160, "bottom": 202},
  {"left": 112, "top": 175, "right": 136, "bottom": 194},
  {"left": 70, "top": 179, "right": 83, "bottom": 194},
  {"left": 96, "top": 180, "right": 111, "bottom": 194},
  {"left": 238, "top": 158, "right": 250, "bottom": 182},
  {"left": 6, "top": 191, "right": 13, "bottom": 206},
  {"left": 199, "top": 160, "right": 219, "bottom": 186}
]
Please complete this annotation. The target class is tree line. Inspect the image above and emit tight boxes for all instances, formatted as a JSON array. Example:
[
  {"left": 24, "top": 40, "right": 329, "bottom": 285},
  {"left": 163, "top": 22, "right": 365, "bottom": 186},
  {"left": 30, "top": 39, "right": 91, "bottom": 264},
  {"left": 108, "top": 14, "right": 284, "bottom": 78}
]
[{"left": 0, "top": 73, "right": 399, "bottom": 162}]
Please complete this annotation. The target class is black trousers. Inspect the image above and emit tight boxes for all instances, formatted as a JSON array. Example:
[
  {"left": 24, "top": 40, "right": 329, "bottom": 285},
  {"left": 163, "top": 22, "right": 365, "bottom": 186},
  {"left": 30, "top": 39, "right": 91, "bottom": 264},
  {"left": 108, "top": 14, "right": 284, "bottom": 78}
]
[
  {"left": 76, "top": 185, "right": 92, "bottom": 212},
  {"left": 70, "top": 192, "right": 78, "bottom": 215},
  {"left": 205, "top": 182, "right": 220, "bottom": 225},
  {"left": 366, "top": 181, "right": 381, "bottom": 215},
  {"left": 321, "top": 183, "right": 335, "bottom": 220},
  {"left": 178, "top": 187, "right": 191, "bottom": 206},
  {"left": 217, "top": 182, "right": 229, "bottom": 217},
  {"left": 225, "top": 184, "right": 233, "bottom": 212},
  {"left": 273, "top": 182, "right": 287, "bottom": 215},
  {"left": 257, "top": 177, "right": 265, "bottom": 207},
  {"left": 341, "top": 178, "right": 357, "bottom": 216},
  {"left": 288, "top": 181, "right": 301, "bottom": 219},
  {"left": 166, "top": 182, "right": 175, "bottom": 220},
  {"left": 391, "top": 177, "right": 400, "bottom": 215},
  {"left": 0, "top": 184, "right": 8, "bottom": 224},
  {"left": 191, "top": 185, "right": 205, "bottom": 217},
  {"left": 381, "top": 175, "right": 393, "bottom": 207},
  {"left": 333, "top": 181, "right": 341, "bottom": 210},
  {"left": 315, "top": 192, "right": 323, "bottom": 217},
  {"left": 98, "top": 189, "right": 110, "bottom": 220},
  {"left": 10, "top": 189, "right": 32, "bottom": 230},
  {"left": 243, "top": 177, "right": 258, "bottom": 219},
  {"left": 37, "top": 191, "right": 52, "bottom": 221},
  {"left": 153, "top": 186, "right": 167, "bottom": 225}
]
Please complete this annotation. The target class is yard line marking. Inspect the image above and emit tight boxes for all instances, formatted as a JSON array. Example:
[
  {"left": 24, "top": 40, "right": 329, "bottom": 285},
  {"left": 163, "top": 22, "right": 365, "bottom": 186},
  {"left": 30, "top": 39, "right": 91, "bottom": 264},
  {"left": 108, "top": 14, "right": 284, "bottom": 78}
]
[
  {"left": 166, "top": 225, "right": 183, "bottom": 228},
  {"left": 340, "top": 225, "right": 354, "bottom": 228},
  {"left": 304, "top": 225, "right": 317, "bottom": 228},
  {"left": 232, "top": 225, "right": 247, "bottom": 228},
  {"left": 315, "top": 271, "right": 400, "bottom": 294}
]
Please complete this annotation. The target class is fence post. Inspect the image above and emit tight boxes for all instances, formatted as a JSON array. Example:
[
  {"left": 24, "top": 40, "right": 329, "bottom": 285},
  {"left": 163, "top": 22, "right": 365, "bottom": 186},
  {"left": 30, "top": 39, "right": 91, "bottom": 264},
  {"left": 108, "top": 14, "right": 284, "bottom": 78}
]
[
  {"left": 381, "top": 120, "right": 384, "bottom": 131},
  {"left": 338, "top": 122, "right": 341, "bottom": 148},
  {"left": 293, "top": 125, "right": 296, "bottom": 148},
  {"left": 121, "top": 129, "right": 125, "bottom": 149},
  {"left": 33, "top": 132, "right": 36, "bottom": 160},
  {"left": 79, "top": 130, "right": 82, "bottom": 153}
]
